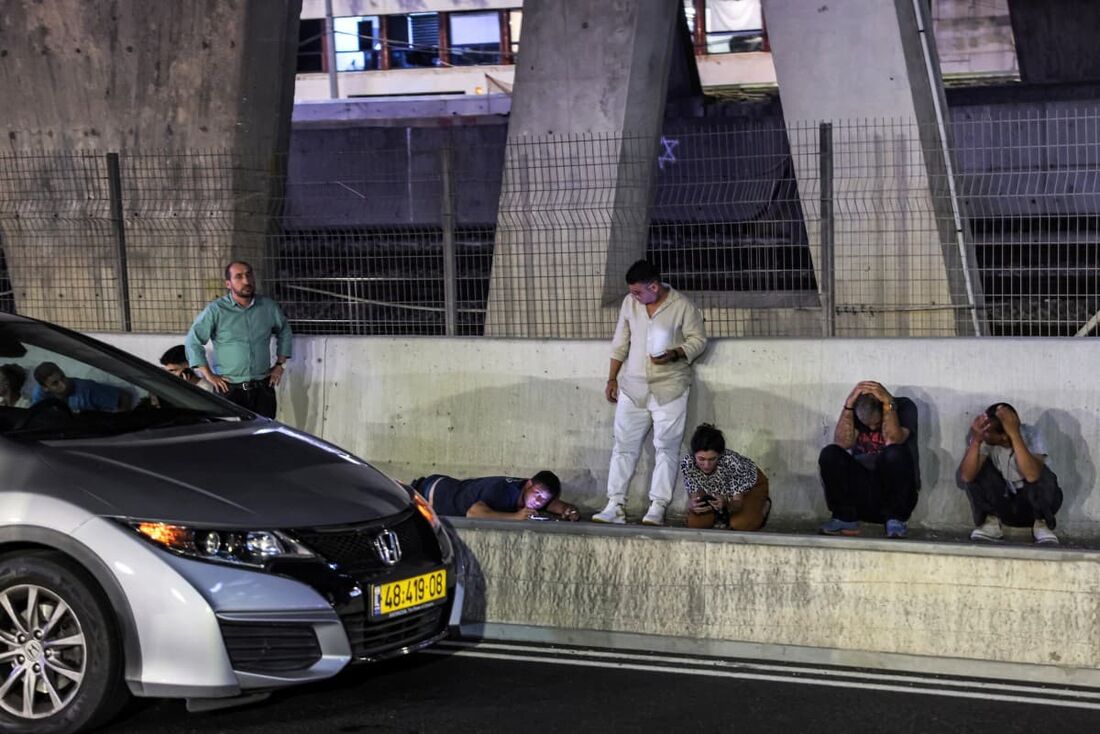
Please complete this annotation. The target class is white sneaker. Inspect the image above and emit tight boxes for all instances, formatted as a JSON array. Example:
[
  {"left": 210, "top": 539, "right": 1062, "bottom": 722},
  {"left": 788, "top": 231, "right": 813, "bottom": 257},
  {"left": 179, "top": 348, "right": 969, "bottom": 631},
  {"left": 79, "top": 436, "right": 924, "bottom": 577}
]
[
  {"left": 592, "top": 501, "right": 626, "bottom": 524},
  {"left": 1033, "top": 520, "right": 1059, "bottom": 545},
  {"left": 970, "top": 516, "right": 1003, "bottom": 542},
  {"left": 641, "top": 502, "right": 667, "bottom": 526}
]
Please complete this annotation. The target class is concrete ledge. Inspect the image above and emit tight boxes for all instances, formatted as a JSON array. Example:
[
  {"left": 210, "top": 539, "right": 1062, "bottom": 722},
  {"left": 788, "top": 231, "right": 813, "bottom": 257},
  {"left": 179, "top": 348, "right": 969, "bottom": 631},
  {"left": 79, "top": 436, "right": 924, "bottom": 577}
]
[{"left": 448, "top": 519, "right": 1100, "bottom": 686}]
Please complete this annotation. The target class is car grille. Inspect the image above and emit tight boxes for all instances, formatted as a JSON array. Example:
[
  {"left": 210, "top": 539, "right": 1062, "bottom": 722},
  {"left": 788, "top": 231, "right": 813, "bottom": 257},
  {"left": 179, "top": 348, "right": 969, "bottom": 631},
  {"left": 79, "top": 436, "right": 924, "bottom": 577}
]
[
  {"left": 341, "top": 606, "right": 446, "bottom": 660},
  {"left": 219, "top": 622, "right": 323, "bottom": 673},
  {"left": 290, "top": 511, "right": 442, "bottom": 578}
]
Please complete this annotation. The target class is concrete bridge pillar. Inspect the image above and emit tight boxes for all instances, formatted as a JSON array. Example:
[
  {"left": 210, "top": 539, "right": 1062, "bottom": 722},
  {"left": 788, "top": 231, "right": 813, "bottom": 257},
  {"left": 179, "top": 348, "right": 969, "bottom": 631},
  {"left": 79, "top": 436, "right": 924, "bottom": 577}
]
[
  {"left": 0, "top": 0, "right": 300, "bottom": 331},
  {"left": 485, "top": 0, "right": 680, "bottom": 337},
  {"left": 764, "top": 0, "right": 982, "bottom": 336}
]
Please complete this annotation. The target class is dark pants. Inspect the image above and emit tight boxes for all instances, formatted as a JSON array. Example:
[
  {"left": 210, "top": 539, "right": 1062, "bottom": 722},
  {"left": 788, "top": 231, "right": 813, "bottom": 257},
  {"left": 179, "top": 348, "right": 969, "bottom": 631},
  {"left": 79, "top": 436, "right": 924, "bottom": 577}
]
[
  {"left": 225, "top": 381, "right": 277, "bottom": 418},
  {"left": 964, "top": 461, "right": 1062, "bottom": 530},
  {"left": 819, "top": 444, "right": 918, "bottom": 523}
]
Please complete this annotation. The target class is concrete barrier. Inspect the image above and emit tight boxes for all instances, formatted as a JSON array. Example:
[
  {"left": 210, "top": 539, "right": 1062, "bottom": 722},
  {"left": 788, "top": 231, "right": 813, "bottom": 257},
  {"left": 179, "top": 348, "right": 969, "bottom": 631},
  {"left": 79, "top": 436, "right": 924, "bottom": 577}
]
[
  {"left": 98, "top": 334, "right": 1100, "bottom": 539},
  {"left": 449, "top": 519, "right": 1100, "bottom": 687},
  {"left": 94, "top": 333, "right": 1100, "bottom": 681}
]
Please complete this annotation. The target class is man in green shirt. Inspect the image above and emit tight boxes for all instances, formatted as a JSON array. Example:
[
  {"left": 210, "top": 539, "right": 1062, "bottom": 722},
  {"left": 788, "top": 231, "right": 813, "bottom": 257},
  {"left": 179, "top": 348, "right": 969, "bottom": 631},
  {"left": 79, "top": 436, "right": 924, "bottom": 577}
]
[{"left": 184, "top": 261, "right": 292, "bottom": 418}]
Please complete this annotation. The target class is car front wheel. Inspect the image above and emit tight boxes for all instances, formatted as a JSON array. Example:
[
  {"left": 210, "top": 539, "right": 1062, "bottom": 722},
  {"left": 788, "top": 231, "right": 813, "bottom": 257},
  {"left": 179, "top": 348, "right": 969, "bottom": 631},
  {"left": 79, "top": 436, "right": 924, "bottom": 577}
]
[{"left": 0, "top": 551, "right": 129, "bottom": 734}]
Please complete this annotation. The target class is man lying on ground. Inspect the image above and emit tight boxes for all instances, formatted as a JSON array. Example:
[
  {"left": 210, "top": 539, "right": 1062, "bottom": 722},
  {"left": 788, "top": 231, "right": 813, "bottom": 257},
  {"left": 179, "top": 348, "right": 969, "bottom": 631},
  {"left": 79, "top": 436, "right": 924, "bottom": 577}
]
[{"left": 411, "top": 471, "right": 579, "bottom": 521}]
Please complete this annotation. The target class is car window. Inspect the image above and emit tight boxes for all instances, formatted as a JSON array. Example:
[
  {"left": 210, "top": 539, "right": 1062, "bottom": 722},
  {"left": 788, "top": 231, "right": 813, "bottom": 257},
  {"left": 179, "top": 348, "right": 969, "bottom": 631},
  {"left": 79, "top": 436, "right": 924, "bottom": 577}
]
[{"left": 0, "top": 320, "right": 249, "bottom": 440}]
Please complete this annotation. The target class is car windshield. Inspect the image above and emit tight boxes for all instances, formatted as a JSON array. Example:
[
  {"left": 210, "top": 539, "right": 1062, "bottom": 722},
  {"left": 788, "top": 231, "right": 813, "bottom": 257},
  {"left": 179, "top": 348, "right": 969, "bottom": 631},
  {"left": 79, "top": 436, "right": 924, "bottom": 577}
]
[{"left": 0, "top": 319, "right": 249, "bottom": 441}]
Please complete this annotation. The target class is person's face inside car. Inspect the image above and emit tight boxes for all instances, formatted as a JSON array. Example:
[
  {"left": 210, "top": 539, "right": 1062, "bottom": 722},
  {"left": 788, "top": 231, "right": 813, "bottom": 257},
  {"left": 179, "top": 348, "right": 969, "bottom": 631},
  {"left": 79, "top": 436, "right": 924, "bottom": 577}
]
[
  {"left": 163, "top": 362, "right": 193, "bottom": 381},
  {"left": 521, "top": 481, "right": 555, "bottom": 511},
  {"left": 41, "top": 371, "right": 70, "bottom": 398}
]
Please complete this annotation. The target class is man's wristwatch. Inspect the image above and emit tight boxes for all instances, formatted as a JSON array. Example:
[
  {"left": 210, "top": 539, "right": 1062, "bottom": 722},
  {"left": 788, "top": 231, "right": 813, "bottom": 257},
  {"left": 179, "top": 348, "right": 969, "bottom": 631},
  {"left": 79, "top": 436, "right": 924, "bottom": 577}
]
[{"left": 884, "top": 400, "right": 896, "bottom": 412}]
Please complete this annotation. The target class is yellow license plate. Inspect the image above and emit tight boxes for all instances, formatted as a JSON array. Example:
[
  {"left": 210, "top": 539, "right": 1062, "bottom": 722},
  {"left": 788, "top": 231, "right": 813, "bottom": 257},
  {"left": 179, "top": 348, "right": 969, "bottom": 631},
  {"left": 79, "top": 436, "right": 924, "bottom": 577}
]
[{"left": 372, "top": 569, "right": 447, "bottom": 619}]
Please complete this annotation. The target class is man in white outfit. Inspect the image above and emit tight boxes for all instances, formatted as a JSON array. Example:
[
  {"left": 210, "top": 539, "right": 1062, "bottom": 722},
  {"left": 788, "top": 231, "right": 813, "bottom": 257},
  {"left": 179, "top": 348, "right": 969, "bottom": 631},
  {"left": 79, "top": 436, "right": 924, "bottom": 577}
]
[{"left": 593, "top": 259, "right": 707, "bottom": 526}]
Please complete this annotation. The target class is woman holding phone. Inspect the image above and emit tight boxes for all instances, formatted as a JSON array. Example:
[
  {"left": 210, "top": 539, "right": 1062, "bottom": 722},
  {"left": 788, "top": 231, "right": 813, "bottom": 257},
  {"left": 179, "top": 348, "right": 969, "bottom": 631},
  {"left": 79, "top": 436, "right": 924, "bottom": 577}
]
[{"left": 681, "top": 423, "right": 770, "bottom": 530}]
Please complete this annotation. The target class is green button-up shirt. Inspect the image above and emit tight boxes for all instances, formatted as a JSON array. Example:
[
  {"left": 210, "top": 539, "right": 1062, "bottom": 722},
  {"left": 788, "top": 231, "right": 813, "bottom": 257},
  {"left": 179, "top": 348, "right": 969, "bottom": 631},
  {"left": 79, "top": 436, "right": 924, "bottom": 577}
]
[{"left": 185, "top": 293, "right": 293, "bottom": 383}]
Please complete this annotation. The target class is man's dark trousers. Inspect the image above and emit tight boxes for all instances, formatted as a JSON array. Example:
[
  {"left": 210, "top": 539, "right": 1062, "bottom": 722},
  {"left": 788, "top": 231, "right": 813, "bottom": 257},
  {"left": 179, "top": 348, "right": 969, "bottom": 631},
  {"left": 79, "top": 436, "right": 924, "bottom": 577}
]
[
  {"left": 225, "top": 381, "right": 277, "bottom": 419},
  {"left": 819, "top": 444, "right": 918, "bottom": 522},
  {"left": 964, "top": 461, "right": 1062, "bottom": 529}
]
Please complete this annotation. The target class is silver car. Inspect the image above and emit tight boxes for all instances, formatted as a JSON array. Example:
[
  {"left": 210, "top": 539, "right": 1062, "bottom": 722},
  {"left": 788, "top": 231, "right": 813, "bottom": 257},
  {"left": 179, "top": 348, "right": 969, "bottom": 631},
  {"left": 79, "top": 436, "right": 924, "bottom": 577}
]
[{"left": 0, "top": 314, "right": 459, "bottom": 733}]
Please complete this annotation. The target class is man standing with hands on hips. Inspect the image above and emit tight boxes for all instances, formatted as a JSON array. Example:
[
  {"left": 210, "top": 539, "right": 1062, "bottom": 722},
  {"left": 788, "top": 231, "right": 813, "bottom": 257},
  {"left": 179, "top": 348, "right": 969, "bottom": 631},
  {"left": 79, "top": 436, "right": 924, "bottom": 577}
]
[
  {"left": 593, "top": 259, "right": 707, "bottom": 526},
  {"left": 185, "top": 261, "right": 292, "bottom": 418}
]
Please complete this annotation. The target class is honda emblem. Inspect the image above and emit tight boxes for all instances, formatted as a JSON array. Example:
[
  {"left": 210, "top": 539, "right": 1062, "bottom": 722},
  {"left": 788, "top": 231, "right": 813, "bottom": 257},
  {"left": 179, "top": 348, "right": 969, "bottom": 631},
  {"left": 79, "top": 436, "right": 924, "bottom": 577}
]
[{"left": 372, "top": 529, "right": 402, "bottom": 566}]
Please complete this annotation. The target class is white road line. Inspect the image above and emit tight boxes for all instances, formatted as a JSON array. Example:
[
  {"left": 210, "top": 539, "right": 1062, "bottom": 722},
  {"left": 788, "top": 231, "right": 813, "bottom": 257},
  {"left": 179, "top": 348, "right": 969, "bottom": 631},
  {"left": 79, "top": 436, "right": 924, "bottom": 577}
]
[
  {"left": 427, "top": 643, "right": 1100, "bottom": 710},
  {"left": 437, "top": 640, "right": 1100, "bottom": 700}
]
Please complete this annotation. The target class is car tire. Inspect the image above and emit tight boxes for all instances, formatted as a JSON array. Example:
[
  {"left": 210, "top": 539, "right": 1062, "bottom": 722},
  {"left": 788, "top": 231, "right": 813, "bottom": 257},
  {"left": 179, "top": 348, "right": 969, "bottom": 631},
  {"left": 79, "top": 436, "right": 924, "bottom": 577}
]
[{"left": 0, "top": 550, "right": 130, "bottom": 734}]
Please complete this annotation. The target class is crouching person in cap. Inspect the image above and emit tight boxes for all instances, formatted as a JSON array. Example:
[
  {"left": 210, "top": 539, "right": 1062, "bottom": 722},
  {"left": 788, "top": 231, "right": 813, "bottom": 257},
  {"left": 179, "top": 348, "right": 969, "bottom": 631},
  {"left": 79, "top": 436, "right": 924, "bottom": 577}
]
[{"left": 959, "top": 402, "right": 1062, "bottom": 545}]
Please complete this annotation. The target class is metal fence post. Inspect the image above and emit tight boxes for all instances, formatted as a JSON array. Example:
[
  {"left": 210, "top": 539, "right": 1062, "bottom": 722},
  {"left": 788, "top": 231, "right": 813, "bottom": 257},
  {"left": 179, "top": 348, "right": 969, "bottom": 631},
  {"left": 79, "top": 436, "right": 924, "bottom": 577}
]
[
  {"left": 440, "top": 143, "right": 458, "bottom": 336},
  {"left": 106, "top": 152, "right": 132, "bottom": 332},
  {"left": 819, "top": 122, "right": 835, "bottom": 338},
  {"left": 324, "top": 0, "right": 339, "bottom": 99}
]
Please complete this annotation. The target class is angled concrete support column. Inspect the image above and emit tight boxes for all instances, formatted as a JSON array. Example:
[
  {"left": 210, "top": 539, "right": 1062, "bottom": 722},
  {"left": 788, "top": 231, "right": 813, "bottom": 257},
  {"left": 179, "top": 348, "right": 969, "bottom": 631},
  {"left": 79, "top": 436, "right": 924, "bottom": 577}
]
[
  {"left": 0, "top": 0, "right": 300, "bottom": 331},
  {"left": 765, "top": 0, "right": 982, "bottom": 336},
  {"left": 485, "top": 0, "right": 679, "bottom": 337}
]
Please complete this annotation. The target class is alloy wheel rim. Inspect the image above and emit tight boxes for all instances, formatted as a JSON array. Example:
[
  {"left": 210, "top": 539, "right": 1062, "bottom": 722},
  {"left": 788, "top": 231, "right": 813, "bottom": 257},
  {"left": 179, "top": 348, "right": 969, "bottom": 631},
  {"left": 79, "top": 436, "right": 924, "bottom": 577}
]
[{"left": 0, "top": 584, "right": 86, "bottom": 719}]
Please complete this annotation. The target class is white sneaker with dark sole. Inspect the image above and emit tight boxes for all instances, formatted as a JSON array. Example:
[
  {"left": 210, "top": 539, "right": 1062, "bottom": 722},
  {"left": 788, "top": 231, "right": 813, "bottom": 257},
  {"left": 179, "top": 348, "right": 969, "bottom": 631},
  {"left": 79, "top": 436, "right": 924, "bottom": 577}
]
[
  {"left": 1033, "top": 520, "right": 1059, "bottom": 545},
  {"left": 970, "top": 517, "right": 1003, "bottom": 542},
  {"left": 592, "top": 503, "right": 626, "bottom": 524},
  {"left": 641, "top": 503, "right": 667, "bottom": 526}
]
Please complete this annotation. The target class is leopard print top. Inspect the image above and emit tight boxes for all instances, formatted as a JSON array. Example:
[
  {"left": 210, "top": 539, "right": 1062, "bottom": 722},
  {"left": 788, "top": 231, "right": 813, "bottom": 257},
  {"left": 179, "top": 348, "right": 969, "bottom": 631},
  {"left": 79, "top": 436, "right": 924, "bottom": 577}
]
[{"left": 679, "top": 449, "right": 759, "bottom": 497}]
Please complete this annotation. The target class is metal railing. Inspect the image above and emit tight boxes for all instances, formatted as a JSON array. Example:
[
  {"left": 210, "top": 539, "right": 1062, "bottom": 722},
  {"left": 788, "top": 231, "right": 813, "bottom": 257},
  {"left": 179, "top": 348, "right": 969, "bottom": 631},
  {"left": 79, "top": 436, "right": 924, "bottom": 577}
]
[{"left": 1, "top": 112, "right": 1098, "bottom": 338}]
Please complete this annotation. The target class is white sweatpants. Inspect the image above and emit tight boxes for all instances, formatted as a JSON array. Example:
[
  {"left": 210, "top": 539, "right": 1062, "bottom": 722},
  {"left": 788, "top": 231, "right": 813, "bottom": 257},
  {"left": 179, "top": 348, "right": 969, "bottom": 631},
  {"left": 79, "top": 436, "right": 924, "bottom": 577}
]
[{"left": 606, "top": 390, "right": 689, "bottom": 506}]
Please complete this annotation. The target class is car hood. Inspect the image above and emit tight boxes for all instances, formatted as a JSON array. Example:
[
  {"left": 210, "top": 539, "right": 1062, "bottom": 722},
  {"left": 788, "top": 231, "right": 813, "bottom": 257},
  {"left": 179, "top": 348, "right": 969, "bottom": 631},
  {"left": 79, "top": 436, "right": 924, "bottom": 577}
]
[{"left": 35, "top": 422, "right": 411, "bottom": 527}]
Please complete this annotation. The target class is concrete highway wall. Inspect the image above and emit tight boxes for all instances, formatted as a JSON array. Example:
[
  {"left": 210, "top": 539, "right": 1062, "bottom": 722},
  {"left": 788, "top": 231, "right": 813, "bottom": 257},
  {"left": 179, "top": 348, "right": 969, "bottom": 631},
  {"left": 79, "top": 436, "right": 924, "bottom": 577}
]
[
  {"left": 98, "top": 334, "right": 1100, "bottom": 539},
  {"left": 449, "top": 520, "right": 1100, "bottom": 687}
]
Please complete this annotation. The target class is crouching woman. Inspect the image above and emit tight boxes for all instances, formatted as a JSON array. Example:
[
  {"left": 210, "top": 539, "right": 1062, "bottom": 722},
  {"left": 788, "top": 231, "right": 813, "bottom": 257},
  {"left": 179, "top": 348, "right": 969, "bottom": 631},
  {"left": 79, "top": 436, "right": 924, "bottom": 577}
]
[{"left": 681, "top": 423, "right": 770, "bottom": 530}]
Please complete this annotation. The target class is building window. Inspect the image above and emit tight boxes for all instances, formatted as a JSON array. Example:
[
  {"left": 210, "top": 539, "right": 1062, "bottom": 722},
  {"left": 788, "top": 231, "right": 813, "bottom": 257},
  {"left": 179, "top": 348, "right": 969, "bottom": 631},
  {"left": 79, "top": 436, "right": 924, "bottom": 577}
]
[
  {"left": 388, "top": 13, "right": 441, "bottom": 68},
  {"left": 449, "top": 11, "right": 501, "bottom": 66},
  {"left": 684, "top": 0, "right": 766, "bottom": 55},
  {"left": 333, "top": 16, "right": 381, "bottom": 71},
  {"left": 509, "top": 10, "right": 522, "bottom": 58},
  {"left": 297, "top": 18, "right": 324, "bottom": 73}
]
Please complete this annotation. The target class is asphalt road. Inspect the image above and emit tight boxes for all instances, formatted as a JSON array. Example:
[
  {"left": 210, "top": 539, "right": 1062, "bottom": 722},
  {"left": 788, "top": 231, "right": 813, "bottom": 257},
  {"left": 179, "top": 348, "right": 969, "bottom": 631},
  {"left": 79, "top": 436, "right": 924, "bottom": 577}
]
[{"left": 99, "top": 640, "right": 1100, "bottom": 733}]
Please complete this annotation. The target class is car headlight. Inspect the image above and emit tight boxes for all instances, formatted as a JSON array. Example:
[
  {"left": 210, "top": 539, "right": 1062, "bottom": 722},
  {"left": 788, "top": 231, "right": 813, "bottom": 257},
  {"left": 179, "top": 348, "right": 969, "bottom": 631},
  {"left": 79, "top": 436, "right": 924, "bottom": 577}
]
[
  {"left": 402, "top": 483, "right": 454, "bottom": 563},
  {"left": 128, "top": 521, "right": 315, "bottom": 568},
  {"left": 411, "top": 491, "right": 441, "bottom": 530}
]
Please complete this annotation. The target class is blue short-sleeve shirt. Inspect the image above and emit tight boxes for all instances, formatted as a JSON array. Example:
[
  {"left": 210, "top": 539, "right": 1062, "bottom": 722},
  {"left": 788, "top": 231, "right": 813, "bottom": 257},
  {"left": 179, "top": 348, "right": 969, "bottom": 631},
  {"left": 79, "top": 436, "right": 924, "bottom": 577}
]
[
  {"left": 33, "top": 378, "right": 124, "bottom": 413},
  {"left": 418, "top": 475, "right": 524, "bottom": 517}
]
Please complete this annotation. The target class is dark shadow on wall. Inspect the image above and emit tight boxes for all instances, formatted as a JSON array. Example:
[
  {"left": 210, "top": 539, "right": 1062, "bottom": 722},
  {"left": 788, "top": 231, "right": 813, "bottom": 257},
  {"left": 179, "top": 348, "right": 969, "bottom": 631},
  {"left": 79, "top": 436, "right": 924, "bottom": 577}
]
[{"left": 1037, "top": 408, "right": 1095, "bottom": 528}]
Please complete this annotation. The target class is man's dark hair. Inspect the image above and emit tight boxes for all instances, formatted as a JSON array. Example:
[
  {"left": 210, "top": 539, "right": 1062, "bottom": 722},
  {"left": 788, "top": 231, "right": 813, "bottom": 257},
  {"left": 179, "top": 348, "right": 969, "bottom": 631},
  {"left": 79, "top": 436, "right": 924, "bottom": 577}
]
[
  {"left": 224, "top": 260, "right": 252, "bottom": 281},
  {"left": 0, "top": 363, "right": 26, "bottom": 394},
  {"left": 33, "top": 361, "right": 63, "bottom": 386},
  {"left": 625, "top": 259, "right": 661, "bottom": 285},
  {"left": 985, "top": 402, "right": 1017, "bottom": 433},
  {"left": 853, "top": 393, "right": 883, "bottom": 426},
  {"left": 690, "top": 423, "right": 726, "bottom": 454},
  {"left": 160, "top": 345, "right": 188, "bottom": 366},
  {"left": 530, "top": 470, "right": 562, "bottom": 499}
]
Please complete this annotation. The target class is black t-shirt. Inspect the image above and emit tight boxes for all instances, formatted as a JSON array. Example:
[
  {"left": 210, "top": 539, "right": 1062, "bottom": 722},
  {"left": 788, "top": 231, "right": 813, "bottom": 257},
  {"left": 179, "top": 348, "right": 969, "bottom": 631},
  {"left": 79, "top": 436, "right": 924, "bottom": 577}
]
[
  {"left": 423, "top": 475, "right": 524, "bottom": 517},
  {"left": 852, "top": 396, "right": 921, "bottom": 489}
]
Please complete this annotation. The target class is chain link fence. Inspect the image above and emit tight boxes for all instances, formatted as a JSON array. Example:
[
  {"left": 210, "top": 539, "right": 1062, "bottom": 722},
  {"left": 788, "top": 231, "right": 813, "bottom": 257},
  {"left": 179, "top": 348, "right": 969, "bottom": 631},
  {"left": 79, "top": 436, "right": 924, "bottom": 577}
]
[{"left": 1, "top": 111, "right": 1098, "bottom": 338}]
